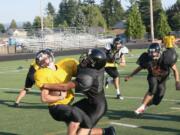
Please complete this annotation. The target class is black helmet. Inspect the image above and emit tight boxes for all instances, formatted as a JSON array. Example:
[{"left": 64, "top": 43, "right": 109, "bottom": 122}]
[
  {"left": 35, "top": 48, "right": 54, "bottom": 67},
  {"left": 79, "top": 48, "right": 107, "bottom": 70},
  {"left": 113, "top": 37, "right": 123, "bottom": 50},
  {"left": 148, "top": 43, "right": 161, "bottom": 59},
  {"left": 113, "top": 37, "right": 123, "bottom": 44}
]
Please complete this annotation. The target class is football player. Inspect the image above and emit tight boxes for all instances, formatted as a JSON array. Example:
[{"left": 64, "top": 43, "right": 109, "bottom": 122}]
[
  {"left": 13, "top": 49, "right": 53, "bottom": 107},
  {"left": 104, "top": 37, "right": 128, "bottom": 100},
  {"left": 125, "top": 43, "right": 180, "bottom": 115},
  {"left": 42, "top": 48, "right": 116, "bottom": 135}
]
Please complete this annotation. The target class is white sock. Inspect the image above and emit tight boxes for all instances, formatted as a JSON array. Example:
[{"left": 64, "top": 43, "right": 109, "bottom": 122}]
[
  {"left": 116, "top": 89, "right": 120, "bottom": 95},
  {"left": 107, "top": 77, "right": 113, "bottom": 84},
  {"left": 138, "top": 104, "right": 146, "bottom": 110}
]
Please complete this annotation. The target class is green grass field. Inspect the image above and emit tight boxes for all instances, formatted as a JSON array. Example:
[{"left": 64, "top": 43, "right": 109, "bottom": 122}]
[{"left": 0, "top": 49, "right": 180, "bottom": 135}]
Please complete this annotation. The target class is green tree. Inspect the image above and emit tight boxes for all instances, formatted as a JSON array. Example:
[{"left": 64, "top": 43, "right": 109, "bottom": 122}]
[
  {"left": 23, "top": 21, "right": 33, "bottom": 36},
  {"left": 155, "top": 11, "right": 171, "bottom": 39},
  {"left": 101, "top": 0, "right": 124, "bottom": 28},
  {"left": 0, "top": 23, "right": 5, "bottom": 33},
  {"left": 138, "top": 0, "right": 162, "bottom": 33},
  {"left": 32, "top": 16, "right": 41, "bottom": 29},
  {"left": 126, "top": 3, "right": 146, "bottom": 39},
  {"left": 56, "top": 0, "right": 78, "bottom": 26},
  {"left": 71, "top": 8, "right": 87, "bottom": 28},
  {"left": 23, "top": 21, "right": 32, "bottom": 30},
  {"left": 46, "top": 2, "right": 55, "bottom": 16},
  {"left": 83, "top": 0, "right": 95, "bottom": 4},
  {"left": 82, "top": 5, "right": 107, "bottom": 28},
  {"left": 9, "top": 19, "right": 17, "bottom": 29},
  {"left": 45, "top": 2, "right": 56, "bottom": 28},
  {"left": 166, "top": 0, "right": 180, "bottom": 31}
]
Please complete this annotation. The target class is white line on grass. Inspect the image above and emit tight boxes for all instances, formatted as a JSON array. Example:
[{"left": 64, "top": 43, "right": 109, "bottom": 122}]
[
  {"left": 170, "top": 107, "right": 180, "bottom": 110},
  {"left": 1, "top": 87, "right": 180, "bottom": 102},
  {"left": 110, "top": 122, "right": 140, "bottom": 128}
]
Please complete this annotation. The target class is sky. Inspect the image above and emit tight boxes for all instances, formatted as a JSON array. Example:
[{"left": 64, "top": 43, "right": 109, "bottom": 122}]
[{"left": 0, "top": 0, "right": 177, "bottom": 24}]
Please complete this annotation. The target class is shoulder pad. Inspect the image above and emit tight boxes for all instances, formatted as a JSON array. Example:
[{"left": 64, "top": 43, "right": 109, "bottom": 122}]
[
  {"left": 75, "top": 73, "right": 93, "bottom": 92},
  {"left": 136, "top": 52, "right": 150, "bottom": 67},
  {"left": 162, "top": 49, "right": 178, "bottom": 66}
]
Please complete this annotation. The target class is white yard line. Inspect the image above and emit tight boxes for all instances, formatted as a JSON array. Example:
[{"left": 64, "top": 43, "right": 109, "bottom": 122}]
[
  {"left": 0, "top": 69, "right": 28, "bottom": 74},
  {"left": 1, "top": 87, "right": 180, "bottom": 102},
  {"left": 170, "top": 107, "right": 180, "bottom": 110},
  {"left": 110, "top": 122, "right": 140, "bottom": 128}
]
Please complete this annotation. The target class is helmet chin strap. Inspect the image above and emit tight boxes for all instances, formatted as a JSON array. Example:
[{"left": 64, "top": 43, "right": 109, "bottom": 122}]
[{"left": 47, "top": 62, "right": 56, "bottom": 70}]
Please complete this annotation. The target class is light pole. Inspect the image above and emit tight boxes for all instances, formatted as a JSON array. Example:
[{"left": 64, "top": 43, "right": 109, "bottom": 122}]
[
  {"left": 40, "top": 0, "right": 44, "bottom": 49},
  {"left": 150, "top": 0, "right": 154, "bottom": 42},
  {"left": 40, "top": 0, "right": 44, "bottom": 32}
]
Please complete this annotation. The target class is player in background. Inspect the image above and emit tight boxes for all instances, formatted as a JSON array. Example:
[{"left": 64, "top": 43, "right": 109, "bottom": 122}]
[
  {"left": 125, "top": 43, "right": 180, "bottom": 115},
  {"left": 104, "top": 37, "right": 129, "bottom": 100}
]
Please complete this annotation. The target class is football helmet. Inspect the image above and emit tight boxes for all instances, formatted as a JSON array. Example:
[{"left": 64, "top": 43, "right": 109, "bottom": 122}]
[
  {"left": 79, "top": 48, "right": 107, "bottom": 70},
  {"left": 148, "top": 43, "right": 161, "bottom": 60},
  {"left": 35, "top": 49, "right": 54, "bottom": 67},
  {"left": 113, "top": 37, "right": 123, "bottom": 50}
]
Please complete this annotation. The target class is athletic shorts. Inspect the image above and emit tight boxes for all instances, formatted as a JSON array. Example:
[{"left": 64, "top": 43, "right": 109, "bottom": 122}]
[
  {"left": 72, "top": 95, "right": 107, "bottom": 128},
  {"left": 147, "top": 75, "right": 167, "bottom": 105},
  {"left": 105, "top": 67, "right": 119, "bottom": 78},
  {"left": 48, "top": 104, "right": 75, "bottom": 124},
  {"left": 24, "top": 65, "right": 36, "bottom": 89}
]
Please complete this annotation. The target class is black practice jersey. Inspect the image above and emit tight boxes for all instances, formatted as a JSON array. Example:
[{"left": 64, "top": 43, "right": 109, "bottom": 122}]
[
  {"left": 137, "top": 51, "right": 177, "bottom": 78},
  {"left": 75, "top": 66, "right": 105, "bottom": 99}
]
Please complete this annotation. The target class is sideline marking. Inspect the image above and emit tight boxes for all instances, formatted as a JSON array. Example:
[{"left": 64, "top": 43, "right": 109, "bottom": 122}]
[{"left": 110, "top": 122, "right": 139, "bottom": 128}]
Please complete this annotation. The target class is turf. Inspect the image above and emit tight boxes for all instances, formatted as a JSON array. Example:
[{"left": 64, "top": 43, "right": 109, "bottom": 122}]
[{"left": 0, "top": 49, "right": 180, "bottom": 135}]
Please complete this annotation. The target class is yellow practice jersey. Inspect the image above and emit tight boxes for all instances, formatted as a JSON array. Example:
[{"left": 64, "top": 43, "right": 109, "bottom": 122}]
[
  {"left": 105, "top": 62, "right": 118, "bottom": 67},
  {"left": 34, "top": 58, "right": 78, "bottom": 106},
  {"left": 163, "top": 35, "right": 176, "bottom": 48}
]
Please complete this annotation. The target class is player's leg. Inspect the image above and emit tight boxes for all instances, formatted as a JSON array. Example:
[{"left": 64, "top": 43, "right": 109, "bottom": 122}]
[{"left": 135, "top": 76, "right": 157, "bottom": 115}]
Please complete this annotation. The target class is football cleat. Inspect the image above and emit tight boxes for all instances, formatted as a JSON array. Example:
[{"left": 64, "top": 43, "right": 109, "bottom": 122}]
[
  {"left": 104, "top": 126, "right": 116, "bottom": 135},
  {"left": 13, "top": 103, "right": 19, "bottom": 107},
  {"left": 116, "top": 94, "right": 124, "bottom": 100}
]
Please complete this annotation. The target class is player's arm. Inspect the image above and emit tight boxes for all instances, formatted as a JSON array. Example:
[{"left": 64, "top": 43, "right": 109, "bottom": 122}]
[
  {"left": 119, "top": 54, "right": 126, "bottom": 67},
  {"left": 40, "top": 89, "right": 64, "bottom": 103},
  {"left": 171, "top": 64, "right": 180, "bottom": 90},
  {"left": 42, "top": 81, "right": 76, "bottom": 91},
  {"left": 171, "top": 64, "right": 180, "bottom": 82},
  {"left": 124, "top": 66, "right": 142, "bottom": 81}
]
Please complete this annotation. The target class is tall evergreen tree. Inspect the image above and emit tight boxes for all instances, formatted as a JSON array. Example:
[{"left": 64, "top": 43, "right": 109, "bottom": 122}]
[
  {"left": 126, "top": 3, "right": 146, "bottom": 39},
  {"left": 101, "top": 0, "right": 124, "bottom": 28},
  {"left": 9, "top": 19, "right": 17, "bottom": 29},
  {"left": 46, "top": 2, "right": 55, "bottom": 16},
  {"left": 0, "top": 23, "right": 5, "bottom": 33},
  {"left": 82, "top": 5, "right": 107, "bottom": 28},
  {"left": 71, "top": 8, "right": 87, "bottom": 28},
  {"left": 23, "top": 21, "right": 32, "bottom": 30},
  {"left": 166, "top": 0, "right": 180, "bottom": 31},
  {"left": 23, "top": 21, "right": 33, "bottom": 36},
  {"left": 32, "top": 16, "right": 41, "bottom": 29},
  {"left": 155, "top": 10, "right": 171, "bottom": 39},
  {"left": 56, "top": 0, "right": 78, "bottom": 26}
]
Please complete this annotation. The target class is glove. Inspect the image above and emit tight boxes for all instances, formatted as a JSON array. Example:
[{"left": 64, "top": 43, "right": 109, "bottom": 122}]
[{"left": 175, "top": 81, "right": 180, "bottom": 91}]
